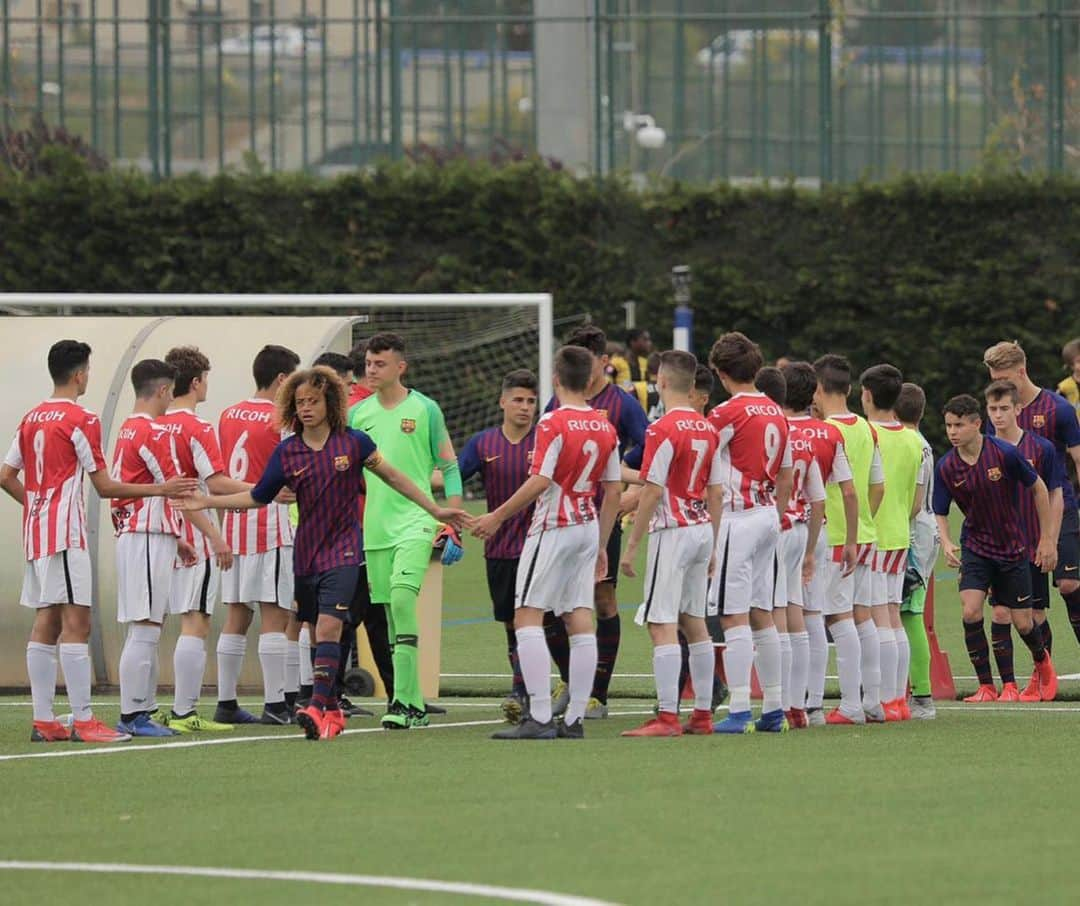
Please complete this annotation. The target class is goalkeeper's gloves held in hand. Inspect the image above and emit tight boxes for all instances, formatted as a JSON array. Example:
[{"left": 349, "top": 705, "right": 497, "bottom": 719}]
[{"left": 435, "top": 525, "right": 464, "bottom": 566}]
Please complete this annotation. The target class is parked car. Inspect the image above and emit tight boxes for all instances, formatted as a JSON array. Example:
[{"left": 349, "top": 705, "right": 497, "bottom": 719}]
[{"left": 219, "top": 25, "right": 323, "bottom": 57}]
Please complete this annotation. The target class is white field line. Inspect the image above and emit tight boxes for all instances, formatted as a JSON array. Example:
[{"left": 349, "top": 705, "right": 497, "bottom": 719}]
[{"left": 0, "top": 861, "right": 620, "bottom": 906}]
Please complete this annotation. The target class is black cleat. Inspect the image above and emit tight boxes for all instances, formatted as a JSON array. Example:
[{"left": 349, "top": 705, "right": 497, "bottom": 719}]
[
  {"left": 556, "top": 717, "right": 584, "bottom": 739},
  {"left": 425, "top": 702, "right": 447, "bottom": 715},
  {"left": 338, "top": 696, "right": 374, "bottom": 718},
  {"left": 260, "top": 707, "right": 293, "bottom": 726},
  {"left": 491, "top": 717, "right": 557, "bottom": 740},
  {"left": 381, "top": 699, "right": 410, "bottom": 730}
]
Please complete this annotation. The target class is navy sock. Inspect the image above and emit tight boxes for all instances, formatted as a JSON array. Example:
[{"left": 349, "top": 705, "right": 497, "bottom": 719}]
[
  {"left": 1039, "top": 618, "right": 1053, "bottom": 656},
  {"left": 505, "top": 622, "right": 525, "bottom": 695},
  {"left": 1063, "top": 589, "right": 1080, "bottom": 643},
  {"left": 963, "top": 619, "right": 993, "bottom": 686},
  {"left": 312, "top": 641, "right": 340, "bottom": 712},
  {"left": 591, "top": 614, "right": 621, "bottom": 703},
  {"left": 991, "top": 622, "right": 1014, "bottom": 685},
  {"left": 1018, "top": 626, "right": 1046, "bottom": 663},
  {"left": 543, "top": 611, "right": 571, "bottom": 684}
]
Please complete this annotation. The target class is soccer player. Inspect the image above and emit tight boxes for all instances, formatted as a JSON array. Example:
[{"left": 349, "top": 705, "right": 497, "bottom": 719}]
[
  {"left": 0, "top": 342, "right": 196, "bottom": 743},
  {"left": 860, "top": 364, "right": 927, "bottom": 721},
  {"left": 313, "top": 352, "right": 356, "bottom": 386},
  {"left": 707, "top": 332, "right": 794, "bottom": 734},
  {"left": 543, "top": 325, "right": 648, "bottom": 720},
  {"left": 934, "top": 394, "right": 1057, "bottom": 703},
  {"left": 781, "top": 361, "right": 858, "bottom": 726},
  {"left": 215, "top": 344, "right": 301, "bottom": 725},
  {"left": 180, "top": 366, "right": 465, "bottom": 740},
  {"left": 474, "top": 346, "right": 621, "bottom": 740},
  {"left": 895, "top": 382, "right": 938, "bottom": 719},
  {"left": 618, "top": 350, "right": 723, "bottom": 737},
  {"left": 458, "top": 369, "right": 539, "bottom": 724},
  {"left": 983, "top": 341, "right": 1080, "bottom": 658},
  {"left": 813, "top": 354, "right": 885, "bottom": 723},
  {"left": 349, "top": 332, "right": 465, "bottom": 730},
  {"left": 157, "top": 347, "right": 241, "bottom": 733},
  {"left": 983, "top": 380, "right": 1063, "bottom": 701}
]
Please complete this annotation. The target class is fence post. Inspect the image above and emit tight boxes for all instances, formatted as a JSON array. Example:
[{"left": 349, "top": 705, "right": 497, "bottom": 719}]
[
  {"left": 592, "top": 0, "right": 603, "bottom": 177},
  {"left": 161, "top": 0, "right": 172, "bottom": 177},
  {"left": 2, "top": 0, "right": 11, "bottom": 131},
  {"left": 1047, "top": 0, "right": 1064, "bottom": 173},
  {"left": 389, "top": 0, "right": 402, "bottom": 158},
  {"left": 147, "top": 0, "right": 160, "bottom": 179},
  {"left": 817, "top": 0, "right": 832, "bottom": 183}
]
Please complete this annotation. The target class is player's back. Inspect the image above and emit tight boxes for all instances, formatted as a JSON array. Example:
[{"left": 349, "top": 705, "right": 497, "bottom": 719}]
[
  {"left": 641, "top": 408, "right": 718, "bottom": 530},
  {"left": 826, "top": 413, "right": 878, "bottom": 545},
  {"left": 531, "top": 407, "right": 618, "bottom": 532},
  {"left": 110, "top": 414, "right": 180, "bottom": 536},
  {"left": 783, "top": 417, "right": 826, "bottom": 529},
  {"left": 159, "top": 408, "right": 225, "bottom": 558},
  {"left": 9, "top": 399, "right": 105, "bottom": 559},
  {"left": 872, "top": 422, "right": 925, "bottom": 551},
  {"left": 707, "top": 392, "right": 789, "bottom": 513}
]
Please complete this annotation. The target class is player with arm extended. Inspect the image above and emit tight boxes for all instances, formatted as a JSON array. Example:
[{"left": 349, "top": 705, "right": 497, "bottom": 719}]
[
  {"left": 458, "top": 369, "right": 539, "bottom": 725},
  {"left": 473, "top": 346, "right": 621, "bottom": 740},
  {"left": 618, "top": 351, "right": 723, "bottom": 737},
  {"left": 180, "top": 367, "right": 465, "bottom": 741},
  {"left": 860, "top": 364, "right": 928, "bottom": 723},
  {"left": 0, "top": 342, "right": 196, "bottom": 743},
  {"left": 983, "top": 380, "right": 1063, "bottom": 702},
  {"left": 895, "top": 382, "right": 938, "bottom": 720},
  {"left": 983, "top": 341, "right": 1080, "bottom": 659},
  {"left": 349, "top": 333, "right": 465, "bottom": 730},
  {"left": 215, "top": 344, "right": 301, "bottom": 726},
  {"left": 934, "top": 394, "right": 1057, "bottom": 704},
  {"left": 707, "top": 333, "right": 794, "bottom": 734}
]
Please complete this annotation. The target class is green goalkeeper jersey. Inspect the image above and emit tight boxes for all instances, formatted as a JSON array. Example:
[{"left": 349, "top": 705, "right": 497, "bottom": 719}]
[{"left": 348, "top": 388, "right": 460, "bottom": 550}]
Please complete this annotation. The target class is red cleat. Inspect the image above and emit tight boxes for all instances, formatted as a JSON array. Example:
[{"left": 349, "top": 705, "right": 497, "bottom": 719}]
[
  {"left": 788, "top": 708, "right": 808, "bottom": 729},
  {"left": 962, "top": 684, "right": 998, "bottom": 703},
  {"left": 682, "top": 709, "right": 714, "bottom": 735},
  {"left": 71, "top": 718, "right": 131, "bottom": 743},
  {"left": 1019, "top": 671, "right": 1040, "bottom": 701},
  {"left": 295, "top": 705, "right": 325, "bottom": 740},
  {"left": 30, "top": 720, "right": 70, "bottom": 742},
  {"left": 825, "top": 708, "right": 862, "bottom": 726},
  {"left": 998, "top": 682, "right": 1021, "bottom": 702},
  {"left": 622, "top": 713, "right": 683, "bottom": 737},
  {"left": 1037, "top": 655, "right": 1058, "bottom": 702},
  {"left": 319, "top": 709, "right": 346, "bottom": 740},
  {"left": 883, "top": 699, "right": 904, "bottom": 721},
  {"left": 898, "top": 698, "right": 912, "bottom": 720}
]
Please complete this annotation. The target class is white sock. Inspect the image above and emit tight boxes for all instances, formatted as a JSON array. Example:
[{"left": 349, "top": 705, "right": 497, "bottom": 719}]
[
  {"left": 687, "top": 640, "right": 715, "bottom": 712},
  {"left": 298, "top": 626, "right": 313, "bottom": 687},
  {"left": 789, "top": 630, "right": 810, "bottom": 712},
  {"left": 723, "top": 625, "right": 754, "bottom": 714},
  {"left": 285, "top": 639, "right": 301, "bottom": 696},
  {"left": 173, "top": 635, "right": 207, "bottom": 716},
  {"left": 120, "top": 624, "right": 160, "bottom": 716},
  {"left": 565, "top": 633, "right": 598, "bottom": 725},
  {"left": 653, "top": 643, "right": 681, "bottom": 715},
  {"left": 147, "top": 644, "right": 160, "bottom": 712},
  {"left": 515, "top": 626, "right": 551, "bottom": 723},
  {"left": 895, "top": 628, "right": 911, "bottom": 700},
  {"left": 216, "top": 633, "right": 246, "bottom": 702},
  {"left": 258, "top": 632, "right": 288, "bottom": 706},
  {"left": 753, "top": 625, "right": 783, "bottom": 714},
  {"left": 27, "top": 642, "right": 58, "bottom": 722},
  {"left": 805, "top": 613, "right": 828, "bottom": 709},
  {"left": 878, "top": 626, "right": 898, "bottom": 702},
  {"left": 830, "top": 618, "right": 863, "bottom": 717},
  {"left": 857, "top": 620, "right": 882, "bottom": 709},
  {"left": 59, "top": 642, "right": 92, "bottom": 721},
  {"left": 779, "top": 631, "right": 793, "bottom": 710}
]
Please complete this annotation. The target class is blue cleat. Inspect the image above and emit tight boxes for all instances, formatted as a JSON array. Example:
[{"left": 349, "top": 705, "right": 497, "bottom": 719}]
[
  {"left": 213, "top": 704, "right": 259, "bottom": 724},
  {"left": 117, "top": 714, "right": 178, "bottom": 738},
  {"left": 754, "top": 709, "right": 790, "bottom": 733},
  {"left": 713, "top": 710, "right": 756, "bottom": 734}
]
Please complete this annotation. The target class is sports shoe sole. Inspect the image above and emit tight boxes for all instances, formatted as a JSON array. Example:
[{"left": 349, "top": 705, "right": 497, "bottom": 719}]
[{"left": 294, "top": 712, "right": 322, "bottom": 740}]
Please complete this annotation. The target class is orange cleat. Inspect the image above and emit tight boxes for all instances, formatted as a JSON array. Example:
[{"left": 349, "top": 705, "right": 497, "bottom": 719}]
[
  {"left": 963, "top": 684, "right": 999, "bottom": 703},
  {"left": 295, "top": 705, "right": 325, "bottom": 740},
  {"left": 71, "top": 718, "right": 131, "bottom": 743},
  {"left": 897, "top": 698, "right": 912, "bottom": 720},
  {"left": 30, "top": 720, "right": 70, "bottom": 742},
  {"left": 682, "top": 709, "right": 714, "bottom": 735},
  {"left": 825, "top": 708, "right": 864, "bottom": 726},
  {"left": 788, "top": 708, "right": 808, "bottom": 729},
  {"left": 883, "top": 700, "right": 904, "bottom": 721},
  {"left": 998, "top": 682, "right": 1021, "bottom": 702},
  {"left": 1037, "top": 655, "right": 1058, "bottom": 702},
  {"left": 319, "top": 709, "right": 346, "bottom": 740},
  {"left": 1019, "top": 671, "right": 1040, "bottom": 701},
  {"left": 622, "top": 713, "right": 683, "bottom": 737}
]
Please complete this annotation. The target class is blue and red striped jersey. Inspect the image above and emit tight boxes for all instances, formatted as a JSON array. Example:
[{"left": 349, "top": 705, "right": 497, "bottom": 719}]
[
  {"left": 1011, "top": 431, "right": 1061, "bottom": 560},
  {"left": 932, "top": 435, "right": 1038, "bottom": 561},
  {"left": 989, "top": 388, "right": 1080, "bottom": 509},
  {"left": 459, "top": 425, "right": 536, "bottom": 559},
  {"left": 251, "top": 428, "right": 378, "bottom": 577}
]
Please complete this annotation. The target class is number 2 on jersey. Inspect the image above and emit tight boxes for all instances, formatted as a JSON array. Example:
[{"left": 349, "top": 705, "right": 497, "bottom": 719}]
[{"left": 572, "top": 439, "right": 599, "bottom": 493}]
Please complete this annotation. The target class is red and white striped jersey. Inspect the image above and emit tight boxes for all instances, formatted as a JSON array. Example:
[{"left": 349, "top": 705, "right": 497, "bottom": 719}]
[
  {"left": 707, "top": 392, "right": 792, "bottom": 513},
  {"left": 218, "top": 398, "right": 294, "bottom": 553},
  {"left": 110, "top": 413, "right": 183, "bottom": 536},
  {"left": 528, "top": 406, "right": 620, "bottom": 533},
  {"left": 3, "top": 398, "right": 107, "bottom": 560},
  {"left": 158, "top": 408, "right": 225, "bottom": 560},
  {"left": 639, "top": 407, "right": 722, "bottom": 531},
  {"left": 782, "top": 422, "right": 827, "bottom": 530},
  {"left": 787, "top": 416, "right": 853, "bottom": 487}
]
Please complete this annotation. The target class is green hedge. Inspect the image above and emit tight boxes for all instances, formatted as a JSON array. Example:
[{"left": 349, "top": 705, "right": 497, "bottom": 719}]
[{"left": 2, "top": 154, "right": 1079, "bottom": 449}]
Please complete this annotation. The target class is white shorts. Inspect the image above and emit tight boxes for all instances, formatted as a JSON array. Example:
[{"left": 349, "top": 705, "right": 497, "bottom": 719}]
[
  {"left": 774, "top": 523, "right": 808, "bottom": 608},
  {"left": 910, "top": 520, "right": 938, "bottom": 583},
  {"left": 803, "top": 531, "right": 830, "bottom": 613},
  {"left": 169, "top": 558, "right": 221, "bottom": 616},
  {"left": 220, "top": 548, "right": 295, "bottom": 610},
  {"left": 707, "top": 507, "right": 780, "bottom": 616},
  {"left": 853, "top": 561, "right": 873, "bottom": 607},
  {"left": 635, "top": 523, "right": 712, "bottom": 625},
  {"left": 20, "top": 548, "right": 93, "bottom": 608},
  {"left": 516, "top": 522, "right": 598, "bottom": 616},
  {"left": 116, "top": 532, "right": 176, "bottom": 624},
  {"left": 872, "top": 548, "right": 908, "bottom": 605},
  {"left": 822, "top": 551, "right": 855, "bottom": 616}
]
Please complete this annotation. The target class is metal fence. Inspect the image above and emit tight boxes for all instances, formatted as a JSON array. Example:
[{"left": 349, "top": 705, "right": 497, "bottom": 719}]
[{"left": 2, "top": 1, "right": 1079, "bottom": 181}]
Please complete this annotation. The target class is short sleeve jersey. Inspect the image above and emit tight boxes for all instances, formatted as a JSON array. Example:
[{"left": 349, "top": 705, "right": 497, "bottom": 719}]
[
  {"left": 529, "top": 407, "right": 620, "bottom": 533},
  {"left": 872, "top": 422, "right": 927, "bottom": 552},
  {"left": 782, "top": 421, "right": 827, "bottom": 531},
  {"left": 159, "top": 409, "right": 226, "bottom": 560},
  {"left": 218, "top": 398, "right": 294, "bottom": 554},
  {"left": 110, "top": 413, "right": 182, "bottom": 537},
  {"left": 639, "top": 408, "right": 721, "bottom": 531},
  {"left": 707, "top": 392, "right": 792, "bottom": 513},
  {"left": 1012, "top": 431, "right": 1061, "bottom": 560},
  {"left": 4, "top": 398, "right": 107, "bottom": 560},
  {"left": 458, "top": 425, "right": 536, "bottom": 559}
]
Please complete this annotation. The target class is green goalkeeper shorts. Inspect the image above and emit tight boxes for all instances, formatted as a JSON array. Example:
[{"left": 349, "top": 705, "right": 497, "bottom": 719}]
[
  {"left": 901, "top": 584, "right": 926, "bottom": 615},
  {"left": 366, "top": 538, "right": 433, "bottom": 604}
]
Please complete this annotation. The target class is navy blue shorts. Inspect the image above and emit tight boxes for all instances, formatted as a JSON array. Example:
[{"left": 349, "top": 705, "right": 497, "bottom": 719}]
[
  {"left": 295, "top": 566, "right": 361, "bottom": 624},
  {"left": 960, "top": 548, "right": 1032, "bottom": 609},
  {"left": 1053, "top": 506, "right": 1079, "bottom": 587},
  {"left": 989, "top": 561, "right": 1049, "bottom": 610},
  {"left": 486, "top": 558, "right": 518, "bottom": 623}
]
